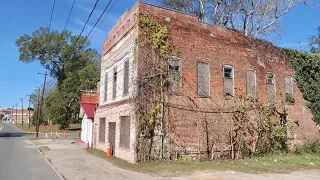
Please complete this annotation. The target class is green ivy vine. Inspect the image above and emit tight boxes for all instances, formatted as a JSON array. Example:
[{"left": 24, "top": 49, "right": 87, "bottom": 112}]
[{"left": 284, "top": 48, "right": 320, "bottom": 124}]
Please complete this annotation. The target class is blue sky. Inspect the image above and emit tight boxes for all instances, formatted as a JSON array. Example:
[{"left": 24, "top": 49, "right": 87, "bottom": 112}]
[{"left": 0, "top": 0, "right": 319, "bottom": 108}]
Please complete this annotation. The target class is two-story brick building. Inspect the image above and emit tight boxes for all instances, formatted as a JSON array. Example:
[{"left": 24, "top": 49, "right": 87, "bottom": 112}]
[
  {"left": 94, "top": 2, "right": 319, "bottom": 163},
  {"left": 10, "top": 108, "right": 33, "bottom": 125}
]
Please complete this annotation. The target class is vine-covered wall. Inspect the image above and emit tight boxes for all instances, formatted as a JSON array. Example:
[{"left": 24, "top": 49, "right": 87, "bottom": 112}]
[{"left": 284, "top": 49, "right": 320, "bottom": 124}]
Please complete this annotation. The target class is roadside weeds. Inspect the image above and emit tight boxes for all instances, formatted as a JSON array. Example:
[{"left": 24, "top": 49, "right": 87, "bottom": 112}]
[{"left": 87, "top": 148, "right": 320, "bottom": 176}]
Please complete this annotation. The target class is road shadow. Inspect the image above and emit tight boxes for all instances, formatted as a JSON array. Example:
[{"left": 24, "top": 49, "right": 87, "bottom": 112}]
[{"left": 0, "top": 132, "right": 34, "bottom": 138}]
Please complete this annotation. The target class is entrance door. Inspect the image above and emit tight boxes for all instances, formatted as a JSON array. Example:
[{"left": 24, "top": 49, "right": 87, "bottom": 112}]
[{"left": 108, "top": 122, "right": 116, "bottom": 155}]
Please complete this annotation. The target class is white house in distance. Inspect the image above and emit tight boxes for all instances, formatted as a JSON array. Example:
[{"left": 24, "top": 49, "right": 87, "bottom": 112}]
[{"left": 79, "top": 92, "right": 98, "bottom": 148}]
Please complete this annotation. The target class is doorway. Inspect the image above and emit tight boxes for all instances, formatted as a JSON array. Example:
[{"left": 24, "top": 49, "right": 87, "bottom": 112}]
[{"left": 108, "top": 122, "right": 116, "bottom": 155}]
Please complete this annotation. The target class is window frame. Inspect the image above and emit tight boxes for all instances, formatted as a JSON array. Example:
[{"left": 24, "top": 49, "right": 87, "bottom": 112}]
[
  {"left": 246, "top": 69, "right": 257, "bottom": 98},
  {"left": 99, "top": 118, "right": 106, "bottom": 143},
  {"left": 167, "top": 56, "right": 182, "bottom": 95},
  {"left": 223, "top": 65, "right": 235, "bottom": 99},
  {"left": 284, "top": 75, "right": 293, "bottom": 95},
  {"left": 119, "top": 116, "right": 131, "bottom": 149},
  {"left": 266, "top": 72, "right": 277, "bottom": 102},
  {"left": 112, "top": 67, "right": 117, "bottom": 99},
  {"left": 123, "top": 59, "right": 130, "bottom": 96},
  {"left": 197, "top": 62, "right": 210, "bottom": 98},
  {"left": 104, "top": 73, "right": 108, "bottom": 102},
  {"left": 266, "top": 72, "right": 275, "bottom": 85}
]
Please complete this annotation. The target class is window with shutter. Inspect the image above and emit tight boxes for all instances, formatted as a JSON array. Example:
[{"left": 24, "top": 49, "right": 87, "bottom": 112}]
[
  {"left": 266, "top": 72, "right": 276, "bottom": 103},
  {"left": 197, "top": 62, "right": 210, "bottom": 97},
  {"left": 246, "top": 70, "right": 256, "bottom": 98},
  {"left": 99, "top": 118, "right": 106, "bottom": 143},
  {"left": 120, "top": 116, "right": 130, "bottom": 149}
]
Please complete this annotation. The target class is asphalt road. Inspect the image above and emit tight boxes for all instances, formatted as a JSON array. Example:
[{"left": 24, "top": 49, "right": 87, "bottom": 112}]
[{"left": 0, "top": 122, "right": 61, "bottom": 180}]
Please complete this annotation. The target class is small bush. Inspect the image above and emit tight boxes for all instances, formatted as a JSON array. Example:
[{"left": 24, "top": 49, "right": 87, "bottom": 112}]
[
  {"left": 295, "top": 140, "right": 320, "bottom": 154},
  {"left": 286, "top": 93, "right": 295, "bottom": 104}
]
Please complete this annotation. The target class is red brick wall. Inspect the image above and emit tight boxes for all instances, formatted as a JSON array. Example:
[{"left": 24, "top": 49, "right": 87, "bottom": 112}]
[
  {"left": 102, "top": 3, "right": 139, "bottom": 55},
  {"left": 96, "top": 2, "right": 319, "bottom": 161},
  {"left": 11, "top": 108, "right": 33, "bottom": 124},
  {"left": 138, "top": 2, "right": 319, "bottom": 154}
]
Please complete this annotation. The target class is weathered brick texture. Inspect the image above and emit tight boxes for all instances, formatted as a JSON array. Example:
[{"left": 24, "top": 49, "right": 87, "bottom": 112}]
[{"left": 95, "top": 2, "right": 319, "bottom": 163}]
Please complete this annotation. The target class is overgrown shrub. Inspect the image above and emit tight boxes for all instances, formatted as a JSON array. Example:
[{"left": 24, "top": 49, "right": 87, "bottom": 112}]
[
  {"left": 295, "top": 140, "right": 320, "bottom": 154},
  {"left": 285, "top": 93, "right": 295, "bottom": 104},
  {"left": 231, "top": 98, "right": 291, "bottom": 159}
]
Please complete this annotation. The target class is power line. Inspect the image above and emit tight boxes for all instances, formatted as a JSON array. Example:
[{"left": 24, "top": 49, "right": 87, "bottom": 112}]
[
  {"left": 48, "top": 0, "right": 56, "bottom": 33},
  {"left": 62, "top": 0, "right": 76, "bottom": 32},
  {"left": 35, "top": 0, "right": 55, "bottom": 89},
  {"left": 84, "top": 0, "right": 113, "bottom": 41},
  {"left": 89, "top": 0, "right": 118, "bottom": 41},
  {"left": 75, "top": 0, "right": 100, "bottom": 44}
]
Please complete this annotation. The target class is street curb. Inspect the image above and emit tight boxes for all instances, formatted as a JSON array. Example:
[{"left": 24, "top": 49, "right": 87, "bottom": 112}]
[{"left": 31, "top": 142, "right": 66, "bottom": 180}]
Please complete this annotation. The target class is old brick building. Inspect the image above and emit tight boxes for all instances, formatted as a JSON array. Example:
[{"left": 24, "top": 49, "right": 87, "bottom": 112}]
[
  {"left": 94, "top": 2, "right": 319, "bottom": 163},
  {"left": 10, "top": 108, "right": 33, "bottom": 124}
]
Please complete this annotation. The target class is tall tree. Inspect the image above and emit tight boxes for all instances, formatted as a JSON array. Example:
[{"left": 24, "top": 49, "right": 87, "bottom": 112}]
[
  {"left": 160, "top": 0, "right": 311, "bottom": 38},
  {"left": 310, "top": 26, "right": 320, "bottom": 54},
  {"left": 16, "top": 27, "right": 99, "bottom": 84},
  {"left": 16, "top": 27, "right": 100, "bottom": 129}
]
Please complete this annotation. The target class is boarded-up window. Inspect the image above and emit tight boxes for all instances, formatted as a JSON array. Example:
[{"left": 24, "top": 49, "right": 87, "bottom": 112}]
[
  {"left": 120, "top": 116, "right": 130, "bottom": 149},
  {"left": 123, "top": 60, "right": 129, "bottom": 95},
  {"left": 246, "top": 70, "right": 256, "bottom": 98},
  {"left": 104, "top": 74, "right": 108, "bottom": 102},
  {"left": 266, "top": 72, "right": 276, "bottom": 103},
  {"left": 285, "top": 75, "right": 293, "bottom": 94},
  {"left": 223, "top": 66, "right": 234, "bottom": 99},
  {"left": 197, "top": 62, "right": 210, "bottom": 97},
  {"left": 99, "top": 118, "right": 106, "bottom": 143},
  {"left": 113, "top": 67, "right": 117, "bottom": 99},
  {"left": 168, "top": 57, "right": 181, "bottom": 94}
]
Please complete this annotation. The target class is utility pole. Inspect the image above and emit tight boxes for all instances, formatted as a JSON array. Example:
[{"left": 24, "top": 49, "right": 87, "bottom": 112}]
[
  {"left": 34, "top": 88, "right": 41, "bottom": 136},
  {"left": 26, "top": 95, "right": 32, "bottom": 129},
  {"left": 36, "top": 72, "right": 48, "bottom": 138},
  {"left": 20, "top": 98, "right": 24, "bottom": 126},
  {"left": 15, "top": 103, "right": 18, "bottom": 125},
  {"left": 26, "top": 94, "right": 32, "bottom": 129},
  {"left": 11, "top": 105, "right": 14, "bottom": 124}
]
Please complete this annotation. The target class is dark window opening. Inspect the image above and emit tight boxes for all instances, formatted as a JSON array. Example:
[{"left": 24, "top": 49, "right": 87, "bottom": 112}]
[
  {"left": 168, "top": 57, "right": 181, "bottom": 94},
  {"left": 104, "top": 73, "right": 108, "bottom": 102},
  {"left": 123, "top": 60, "right": 129, "bottom": 95},
  {"left": 267, "top": 72, "right": 275, "bottom": 85},
  {"left": 223, "top": 66, "right": 234, "bottom": 99},
  {"left": 113, "top": 67, "right": 117, "bottom": 99},
  {"left": 224, "top": 67, "right": 233, "bottom": 78}
]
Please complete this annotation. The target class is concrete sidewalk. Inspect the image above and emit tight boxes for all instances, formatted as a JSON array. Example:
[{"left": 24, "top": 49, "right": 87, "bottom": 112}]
[
  {"left": 31, "top": 139, "right": 158, "bottom": 180},
  {"left": 30, "top": 139, "right": 320, "bottom": 180}
]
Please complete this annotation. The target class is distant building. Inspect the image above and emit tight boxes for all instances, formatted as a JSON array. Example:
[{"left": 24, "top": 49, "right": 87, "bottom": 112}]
[
  {"left": 11, "top": 108, "right": 34, "bottom": 124},
  {"left": 79, "top": 92, "right": 98, "bottom": 148}
]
